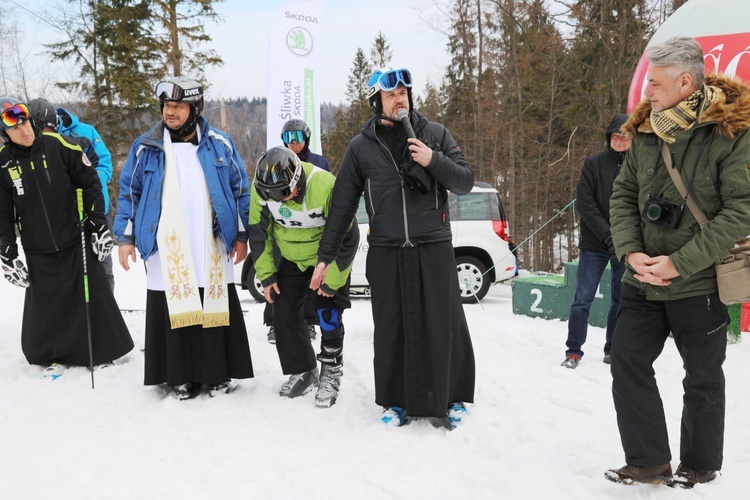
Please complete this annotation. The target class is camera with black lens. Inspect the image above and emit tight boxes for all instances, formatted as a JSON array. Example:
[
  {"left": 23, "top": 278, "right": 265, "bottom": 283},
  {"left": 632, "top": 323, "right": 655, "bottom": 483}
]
[{"left": 642, "top": 196, "right": 684, "bottom": 229}]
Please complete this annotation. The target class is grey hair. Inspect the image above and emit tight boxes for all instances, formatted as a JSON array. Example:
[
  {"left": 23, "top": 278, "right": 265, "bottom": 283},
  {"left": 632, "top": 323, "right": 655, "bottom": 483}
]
[{"left": 648, "top": 36, "right": 704, "bottom": 86}]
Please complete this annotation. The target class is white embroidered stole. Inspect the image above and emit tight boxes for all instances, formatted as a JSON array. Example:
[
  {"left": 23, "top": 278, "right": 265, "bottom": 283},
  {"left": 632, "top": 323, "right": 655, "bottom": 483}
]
[{"left": 157, "top": 128, "right": 229, "bottom": 329}]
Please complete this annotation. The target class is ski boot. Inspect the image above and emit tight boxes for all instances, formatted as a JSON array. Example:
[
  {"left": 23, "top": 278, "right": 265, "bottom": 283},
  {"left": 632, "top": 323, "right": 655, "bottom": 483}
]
[
  {"left": 279, "top": 367, "right": 318, "bottom": 398},
  {"left": 315, "top": 348, "right": 343, "bottom": 408}
]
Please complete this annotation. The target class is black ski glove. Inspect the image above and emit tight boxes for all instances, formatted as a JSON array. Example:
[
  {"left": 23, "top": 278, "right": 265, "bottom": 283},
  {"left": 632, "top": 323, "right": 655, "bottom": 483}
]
[{"left": 1, "top": 244, "right": 30, "bottom": 288}]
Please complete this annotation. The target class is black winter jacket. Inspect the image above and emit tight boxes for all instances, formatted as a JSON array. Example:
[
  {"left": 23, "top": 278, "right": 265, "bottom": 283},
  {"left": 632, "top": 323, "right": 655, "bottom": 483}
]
[
  {"left": 0, "top": 129, "right": 105, "bottom": 258},
  {"left": 318, "top": 110, "right": 474, "bottom": 263},
  {"left": 575, "top": 114, "right": 628, "bottom": 253}
]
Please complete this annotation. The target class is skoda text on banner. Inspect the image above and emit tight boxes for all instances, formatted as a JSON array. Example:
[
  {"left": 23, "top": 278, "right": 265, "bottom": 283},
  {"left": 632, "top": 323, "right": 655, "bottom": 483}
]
[{"left": 267, "top": 0, "right": 325, "bottom": 153}]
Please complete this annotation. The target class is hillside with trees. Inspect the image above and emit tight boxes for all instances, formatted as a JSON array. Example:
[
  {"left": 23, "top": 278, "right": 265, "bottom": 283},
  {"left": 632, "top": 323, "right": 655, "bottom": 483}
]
[{"left": 0, "top": 0, "right": 689, "bottom": 272}]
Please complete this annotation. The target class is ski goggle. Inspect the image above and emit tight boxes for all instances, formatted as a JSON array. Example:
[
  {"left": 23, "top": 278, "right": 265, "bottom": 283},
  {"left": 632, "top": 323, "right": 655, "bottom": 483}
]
[
  {"left": 155, "top": 81, "right": 203, "bottom": 101},
  {"left": 0, "top": 103, "right": 31, "bottom": 130},
  {"left": 282, "top": 130, "right": 305, "bottom": 144},
  {"left": 374, "top": 68, "right": 412, "bottom": 92},
  {"left": 256, "top": 184, "right": 293, "bottom": 202}
]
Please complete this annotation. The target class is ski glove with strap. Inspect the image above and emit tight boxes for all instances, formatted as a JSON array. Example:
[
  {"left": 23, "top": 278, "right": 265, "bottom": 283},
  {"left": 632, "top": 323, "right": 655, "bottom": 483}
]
[
  {"left": 0, "top": 253, "right": 30, "bottom": 288},
  {"left": 89, "top": 220, "right": 114, "bottom": 261}
]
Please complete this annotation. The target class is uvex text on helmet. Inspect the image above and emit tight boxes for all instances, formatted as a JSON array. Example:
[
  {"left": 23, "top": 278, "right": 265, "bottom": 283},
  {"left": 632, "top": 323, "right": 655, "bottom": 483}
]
[{"left": 155, "top": 76, "right": 204, "bottom": 116}]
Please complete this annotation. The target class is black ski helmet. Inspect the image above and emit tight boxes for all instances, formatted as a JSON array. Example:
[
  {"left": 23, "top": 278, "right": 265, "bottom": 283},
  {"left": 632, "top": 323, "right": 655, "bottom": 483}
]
[
  {"left": 366, "top": 66, "right": 414, "bottom": 116},
  {"left": 254, "top": 146, "right": 304, "bottom": 202},
  {"left": 281, "top": 119, "right": 311, "bottom": 150},
  {"left": 28, "top": 98, "right": 59, "bottom": 132},
  {"left": 155, "top": 76, "right": 204, "bottom": 137}
]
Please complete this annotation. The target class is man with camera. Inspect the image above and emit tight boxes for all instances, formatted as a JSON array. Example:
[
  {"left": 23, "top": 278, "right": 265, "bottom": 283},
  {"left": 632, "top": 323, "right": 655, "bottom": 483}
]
[
  {"left": 606, "top": 37, "right": 750, "bottom": 487},
  {"left": 310, "top": 67, "right": 476, "bottom": 428}
]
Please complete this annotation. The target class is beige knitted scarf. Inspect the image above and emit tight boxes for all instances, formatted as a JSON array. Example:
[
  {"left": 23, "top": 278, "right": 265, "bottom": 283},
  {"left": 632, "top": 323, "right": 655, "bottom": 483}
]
[
  {"left": 651, "top": 85, "right": 722, "bottom": 143},
  {"left": 157, "top": 128, "right": 229, "bottom": 329}
]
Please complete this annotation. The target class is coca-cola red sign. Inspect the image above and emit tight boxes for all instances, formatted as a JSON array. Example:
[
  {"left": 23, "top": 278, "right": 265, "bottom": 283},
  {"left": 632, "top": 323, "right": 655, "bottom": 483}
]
[{"left": 628, "top": 32, "right": 750, "bottom": 112}]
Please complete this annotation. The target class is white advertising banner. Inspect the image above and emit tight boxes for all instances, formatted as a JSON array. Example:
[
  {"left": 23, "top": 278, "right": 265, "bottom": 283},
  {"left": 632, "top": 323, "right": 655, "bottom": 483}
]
[{"left": 267, "top": 0, "right": 325, "bottom": 153}]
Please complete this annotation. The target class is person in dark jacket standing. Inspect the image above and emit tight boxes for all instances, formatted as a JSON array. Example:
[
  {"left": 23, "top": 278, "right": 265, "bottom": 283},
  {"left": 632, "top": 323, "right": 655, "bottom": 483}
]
[
  {"left": 311, "top": 67, "right": 476, "bottom": 428},
  {"left": 0, "top": 97, "right": 133, "bottom": 379},
  {"left": 561, "top": 114, "right": 631, "bottom": 369},
  {"left": 605, "top": 37, "right": 750, "bottom": 487},
  {"left": 27, "top": 98, "right": 119, "bottom": 292},
  {"left": 281, "top": 118, "right": 331, "bottom": 172}
]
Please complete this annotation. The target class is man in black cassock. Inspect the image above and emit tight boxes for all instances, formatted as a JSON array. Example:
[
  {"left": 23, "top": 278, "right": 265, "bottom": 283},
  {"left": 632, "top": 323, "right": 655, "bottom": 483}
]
[
  {"left": 0, "top": 97, "right": 133, "bottom": 379},
  {"left": 311, "top": 67, "right": 476, "bottom": 428}
]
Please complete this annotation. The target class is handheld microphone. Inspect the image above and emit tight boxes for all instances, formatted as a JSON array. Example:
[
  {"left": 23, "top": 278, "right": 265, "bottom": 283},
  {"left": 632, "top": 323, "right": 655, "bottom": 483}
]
[
  {"left": 396, "top": 109, "right": 430, "bottom": 195},
  {"left": 397, "top": 109, "right": 416, "bottom": 139}
]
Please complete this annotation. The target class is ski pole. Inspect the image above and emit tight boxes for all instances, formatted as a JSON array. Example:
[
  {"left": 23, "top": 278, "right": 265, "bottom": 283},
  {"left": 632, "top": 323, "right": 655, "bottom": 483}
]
[{"left": 77, "top": 189, "right": 95, "bottom": 389}]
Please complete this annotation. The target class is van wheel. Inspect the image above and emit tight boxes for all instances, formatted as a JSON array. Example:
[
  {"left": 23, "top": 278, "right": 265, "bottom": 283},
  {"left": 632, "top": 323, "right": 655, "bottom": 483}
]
[
  {"left": 456, "top": 256, "right": 489, "bottom": 303},
  {"left": 245, "top": 264, "right": 266, "bottom": 303}
]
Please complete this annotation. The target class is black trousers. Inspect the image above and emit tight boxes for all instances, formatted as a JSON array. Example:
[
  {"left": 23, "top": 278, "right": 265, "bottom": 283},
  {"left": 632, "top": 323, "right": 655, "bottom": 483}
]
[
  {"left": 611, "top": 284, "right": 727, "bottom": 470},
  {"left": 263, "top": 291, "right": 318, "bottom": 326},
  {"left": 273, "top": 258, "right": 350, "bottom": 374}
]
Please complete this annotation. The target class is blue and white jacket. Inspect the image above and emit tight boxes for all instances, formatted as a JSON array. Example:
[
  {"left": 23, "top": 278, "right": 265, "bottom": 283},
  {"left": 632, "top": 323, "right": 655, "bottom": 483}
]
[
  {"left": 57, "top": 107, "right": 113, "bottom": 213},
  {"left": 114, "top": 116, "right": 250, "bottom": 260}
]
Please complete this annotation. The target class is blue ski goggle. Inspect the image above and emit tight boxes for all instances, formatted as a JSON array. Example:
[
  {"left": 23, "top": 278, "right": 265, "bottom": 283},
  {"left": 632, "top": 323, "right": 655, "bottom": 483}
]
[
  {"left": 282, "top": 130, "right": 305, "bottom": 144},
  {"left": 373, "top": 68, "right": 412, "bottom": 92}
]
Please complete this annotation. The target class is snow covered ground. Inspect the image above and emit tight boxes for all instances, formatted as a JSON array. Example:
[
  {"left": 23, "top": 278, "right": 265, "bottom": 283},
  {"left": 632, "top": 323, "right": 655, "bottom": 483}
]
[{"left": 1, "top": 262, "right": 748, "bottom": 498}]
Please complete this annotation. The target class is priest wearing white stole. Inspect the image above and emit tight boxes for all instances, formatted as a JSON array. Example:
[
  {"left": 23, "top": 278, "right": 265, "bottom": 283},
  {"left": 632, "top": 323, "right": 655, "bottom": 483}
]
[{"left": 115, "top": 77, "right": 254, "bottom": 400}]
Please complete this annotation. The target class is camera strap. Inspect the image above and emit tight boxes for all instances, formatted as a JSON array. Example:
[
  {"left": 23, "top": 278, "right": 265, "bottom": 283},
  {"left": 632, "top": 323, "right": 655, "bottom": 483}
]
[{"left": 660, "top": 140, "right": 709, "bottom": 228}]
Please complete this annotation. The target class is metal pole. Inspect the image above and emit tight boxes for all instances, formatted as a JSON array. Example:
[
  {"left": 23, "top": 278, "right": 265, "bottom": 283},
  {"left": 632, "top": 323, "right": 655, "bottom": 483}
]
[{"left": 77, "top": 189, "right": 95, "bottom": 389}]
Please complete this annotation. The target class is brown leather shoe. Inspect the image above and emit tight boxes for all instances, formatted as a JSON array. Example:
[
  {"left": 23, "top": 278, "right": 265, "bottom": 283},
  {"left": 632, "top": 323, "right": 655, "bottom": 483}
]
[
  {"left": 605, "top": 463, "right": 673, "bottom": 485},
  {"left": 673, "top": 462, "right": 718, "bottom": 488}
]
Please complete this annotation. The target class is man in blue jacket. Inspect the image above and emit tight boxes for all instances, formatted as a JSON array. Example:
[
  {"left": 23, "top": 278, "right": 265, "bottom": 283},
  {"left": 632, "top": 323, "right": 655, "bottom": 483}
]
[{"left": 114, "top": 76, "right": 254, "bottom": 400}]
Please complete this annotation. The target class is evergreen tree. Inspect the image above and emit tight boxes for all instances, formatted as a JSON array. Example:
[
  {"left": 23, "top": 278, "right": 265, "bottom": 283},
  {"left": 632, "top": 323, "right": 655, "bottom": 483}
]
[
  {"left": 45, "top": 0, "right": 225, "bottom": 211},
  {"left": 47, "top": 1, "right": 163, "bottom": 166},
  {"left": 415, "top": 80, "right": 444, "bottom": 122},
  {"left": 441, "top": 0, "right": 479, "bottom": 177},
  {"left": 151, "top": 0, "right": 223, "bottom": 80},
  {"left": 370, "top": 31, "right": 392, "bottom": 69},
  {"left": 325, "top": 47, "right": 375, "bottom": 173},
  {"left": 479, "top": 0, "right": 572, "bottom": 271}
]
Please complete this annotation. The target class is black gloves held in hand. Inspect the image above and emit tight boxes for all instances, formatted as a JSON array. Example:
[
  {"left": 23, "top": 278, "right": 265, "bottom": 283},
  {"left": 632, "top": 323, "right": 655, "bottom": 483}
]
[{"left": 88, "top": 220, "right": 114, "bottom": 262}]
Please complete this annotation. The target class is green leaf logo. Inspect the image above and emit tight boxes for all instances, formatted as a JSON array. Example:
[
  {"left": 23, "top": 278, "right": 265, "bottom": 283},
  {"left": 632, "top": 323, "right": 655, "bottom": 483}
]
[{"left": 287, "top": 27, "right": 313, "bottom": 56}]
